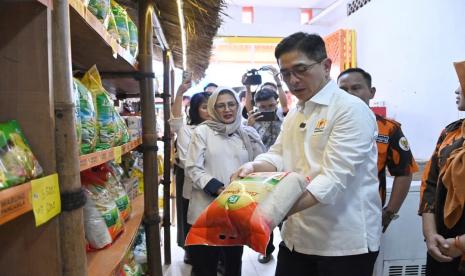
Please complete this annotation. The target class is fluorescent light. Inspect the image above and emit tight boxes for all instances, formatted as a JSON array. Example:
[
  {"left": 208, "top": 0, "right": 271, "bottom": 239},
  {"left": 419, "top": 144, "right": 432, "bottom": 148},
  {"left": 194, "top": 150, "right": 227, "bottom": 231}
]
[{"left": 176, "top": 0, "right": 188, "bottom": 70}]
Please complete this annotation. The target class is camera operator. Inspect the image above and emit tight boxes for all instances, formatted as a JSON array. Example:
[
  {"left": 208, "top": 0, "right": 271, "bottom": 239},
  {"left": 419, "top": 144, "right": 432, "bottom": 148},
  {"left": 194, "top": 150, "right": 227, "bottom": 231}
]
[{"left": 242, "top": 65, "right": 289, "bottom": 118}]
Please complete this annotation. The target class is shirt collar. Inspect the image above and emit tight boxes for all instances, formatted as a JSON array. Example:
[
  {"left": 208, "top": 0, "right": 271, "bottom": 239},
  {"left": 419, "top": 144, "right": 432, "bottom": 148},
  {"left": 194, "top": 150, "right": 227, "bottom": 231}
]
[{"left": 296, "top": 80, "right": 337, "bottom": 113}]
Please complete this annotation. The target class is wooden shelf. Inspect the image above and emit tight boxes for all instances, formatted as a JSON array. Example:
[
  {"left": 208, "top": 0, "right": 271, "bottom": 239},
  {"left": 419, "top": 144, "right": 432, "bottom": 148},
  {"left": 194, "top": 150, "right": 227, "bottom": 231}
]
[
  {"left": 87, "top": 195, "right": 144, "bottom": 276},
  {"left": 80, "top": 138, "right": 142, "bottom": 171},
  {"left": 69, "top": 0, "right": 140, "bottom": 95},
  {"left": 0, "top": 182, "right": 32, "bottom": 225}
]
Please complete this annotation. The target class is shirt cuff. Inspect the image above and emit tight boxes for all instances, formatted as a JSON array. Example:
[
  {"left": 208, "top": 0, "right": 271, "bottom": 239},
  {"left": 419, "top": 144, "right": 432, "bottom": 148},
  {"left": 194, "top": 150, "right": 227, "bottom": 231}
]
[
  {"left": 255, "top": 153, "right": 284, "bottom": 171},
  {"left": 203, "top": 178, "right": 224, "bottom": 196},
  {"left": 306, "top": 174, "right": 341, "bottom": 205}
]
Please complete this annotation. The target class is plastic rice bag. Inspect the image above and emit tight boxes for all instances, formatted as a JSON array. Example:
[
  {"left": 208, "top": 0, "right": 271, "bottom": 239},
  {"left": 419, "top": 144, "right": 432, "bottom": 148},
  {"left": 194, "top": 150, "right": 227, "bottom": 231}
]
[
  {"left": 87, "top": 0, "right": 110, "bottom": 28},
  {"left": 127, "top": 18, "right": 138, "bottom": 58},
  {"left": 111, "top": 0, "right": 130, "bottom": 50},
  {"left": 107, "top": 11, "right": 121, "bottom": 43},
  {"left": 74, "top": 78, "right": 97, "bottom": 154},
  {"left": 83, "top": 184, "right": 124, "bottom": 250},
  {"left": 81, "top": 66, "right": 117, "bottom": 151},
  {"left": 185, "top": 172, "right": 308, "bottom": 255},
  {"left": 72, "top": 79, "right": 82, "bottom": 149}
]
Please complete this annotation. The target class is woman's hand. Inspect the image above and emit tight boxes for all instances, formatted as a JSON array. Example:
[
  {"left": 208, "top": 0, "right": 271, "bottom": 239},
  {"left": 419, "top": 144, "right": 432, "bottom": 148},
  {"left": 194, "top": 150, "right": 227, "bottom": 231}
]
[
  {"left": 247, "top": 110, "right": 263, "bottom": 126},
  {"left": 262, "top": 65, "right": 281, "bottom": 84},
  {"left": 441, "top": 238, "right": 464, "bottom": 258},
  {"left": 425, "top": 233, "right": 454, "bottom": 262},
  {"left": 177, "top": 74, "right": 192, "bottom": 96}
]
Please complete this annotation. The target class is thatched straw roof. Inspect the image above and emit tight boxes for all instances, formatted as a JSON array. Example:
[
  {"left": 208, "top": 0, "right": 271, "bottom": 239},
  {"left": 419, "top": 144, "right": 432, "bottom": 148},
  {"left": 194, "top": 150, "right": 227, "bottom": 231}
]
[{"left": 119, "top": 0, "right": 226, "bottom": 80}]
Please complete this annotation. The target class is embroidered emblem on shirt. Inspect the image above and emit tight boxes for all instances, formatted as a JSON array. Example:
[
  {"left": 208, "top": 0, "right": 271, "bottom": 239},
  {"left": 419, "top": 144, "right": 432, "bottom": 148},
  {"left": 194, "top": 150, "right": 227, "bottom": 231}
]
[
  {"left": 376, "top": 134, "right": 389, "bottom": 144},
  {"left": 313, "top": 119, "right": 327, "bottom": 134},
  {"left": 399, "top": 137, "right": 410, "bottom": 151}
]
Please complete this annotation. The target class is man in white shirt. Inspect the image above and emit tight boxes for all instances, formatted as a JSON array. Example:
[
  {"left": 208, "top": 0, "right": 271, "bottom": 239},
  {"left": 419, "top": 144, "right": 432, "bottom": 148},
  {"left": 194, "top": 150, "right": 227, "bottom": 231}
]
[{"left": 232, "top": 32, "right": 382, "bottom": 276}]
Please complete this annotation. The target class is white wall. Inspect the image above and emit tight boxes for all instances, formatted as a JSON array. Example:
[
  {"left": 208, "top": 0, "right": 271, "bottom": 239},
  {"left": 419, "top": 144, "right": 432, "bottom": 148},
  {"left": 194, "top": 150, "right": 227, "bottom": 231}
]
[
  {"left": 218, "top": 5, "right": 331, "bottom": 37},
  {"left": 329, "top": 0, "right": 465, "bottom": 159}
]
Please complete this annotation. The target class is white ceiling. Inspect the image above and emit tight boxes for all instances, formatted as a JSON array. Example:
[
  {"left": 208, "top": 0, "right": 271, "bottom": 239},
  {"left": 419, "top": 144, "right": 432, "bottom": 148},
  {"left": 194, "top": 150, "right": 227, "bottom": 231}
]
[{"left": 226, "top": 0, "right": 338, "bottom": 9}]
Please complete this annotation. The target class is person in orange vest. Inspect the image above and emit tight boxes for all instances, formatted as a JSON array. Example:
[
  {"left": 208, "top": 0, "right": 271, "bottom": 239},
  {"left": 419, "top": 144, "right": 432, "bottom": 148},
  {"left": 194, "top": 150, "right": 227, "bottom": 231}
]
[{"left": 337, "top": 68, "right": 419, "bottom": 232}]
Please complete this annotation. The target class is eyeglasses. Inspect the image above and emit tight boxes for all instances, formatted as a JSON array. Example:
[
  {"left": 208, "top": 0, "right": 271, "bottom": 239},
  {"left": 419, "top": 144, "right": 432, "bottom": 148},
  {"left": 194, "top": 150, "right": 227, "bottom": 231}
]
[
  {"left": 276, "top": 60, "right": 324, "bottom": 81},
  {"left": 214, "top": 102, "right": 238, "bottom": 111}
]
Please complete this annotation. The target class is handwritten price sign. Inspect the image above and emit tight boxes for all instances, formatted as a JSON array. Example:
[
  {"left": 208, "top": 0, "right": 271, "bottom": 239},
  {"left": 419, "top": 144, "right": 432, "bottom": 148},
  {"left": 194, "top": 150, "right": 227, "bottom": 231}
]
[{"left": 31, "top": 174, "right": 61, "bottom": 227}]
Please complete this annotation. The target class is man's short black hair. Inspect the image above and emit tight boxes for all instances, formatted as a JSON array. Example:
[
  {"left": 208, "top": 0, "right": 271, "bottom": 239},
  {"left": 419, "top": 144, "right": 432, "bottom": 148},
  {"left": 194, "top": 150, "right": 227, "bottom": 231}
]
[
  {"left": 275, "top": 32, "right": 327, "bottom": 62},
  {"left": 254, "top": 88, "right": 278, "bottom": 103},
  {"left": 337, "top": 68, "right": 372, "bottom": 88},
  {"left": 204, "top": 82, "right": 218, "bottom": 91},
  {"left": 261, "top": 82, "right": 277, "bottom": 90}
]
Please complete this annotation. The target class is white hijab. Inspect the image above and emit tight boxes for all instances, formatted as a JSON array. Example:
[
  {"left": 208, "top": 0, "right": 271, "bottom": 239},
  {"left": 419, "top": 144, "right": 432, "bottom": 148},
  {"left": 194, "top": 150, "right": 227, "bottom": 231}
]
[{"left": 202, "top": 87, "right": 265, "bottom": 161}]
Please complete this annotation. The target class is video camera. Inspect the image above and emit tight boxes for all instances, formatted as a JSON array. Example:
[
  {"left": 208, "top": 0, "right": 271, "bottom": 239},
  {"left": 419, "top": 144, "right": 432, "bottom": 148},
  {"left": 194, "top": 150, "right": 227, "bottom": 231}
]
[{"left": 242, "top": 68, "right": 264, "bottom": 86}]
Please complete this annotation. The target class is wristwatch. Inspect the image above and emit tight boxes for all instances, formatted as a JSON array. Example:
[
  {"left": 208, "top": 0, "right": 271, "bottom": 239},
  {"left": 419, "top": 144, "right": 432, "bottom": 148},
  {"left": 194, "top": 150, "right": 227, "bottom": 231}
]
[{"left": 383, "top": 208, "right": 399, "bottom": 221}]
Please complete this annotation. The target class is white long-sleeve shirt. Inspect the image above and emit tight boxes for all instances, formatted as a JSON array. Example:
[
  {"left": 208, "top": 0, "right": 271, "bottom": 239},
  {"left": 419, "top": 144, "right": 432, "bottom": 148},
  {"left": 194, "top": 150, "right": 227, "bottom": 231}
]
[
  {"left": 168, "top": 116, "right": 195, "bottom": 199},
  {"left": 255, "top": 80, "right": 382, "bottom": 256}
]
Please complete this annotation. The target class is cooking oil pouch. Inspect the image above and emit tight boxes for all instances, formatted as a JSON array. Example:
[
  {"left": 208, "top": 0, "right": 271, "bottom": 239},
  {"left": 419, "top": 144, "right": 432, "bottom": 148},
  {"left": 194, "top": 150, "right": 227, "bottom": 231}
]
[{"left": 185, "top": 172, "right": 308, "bottom": 254}]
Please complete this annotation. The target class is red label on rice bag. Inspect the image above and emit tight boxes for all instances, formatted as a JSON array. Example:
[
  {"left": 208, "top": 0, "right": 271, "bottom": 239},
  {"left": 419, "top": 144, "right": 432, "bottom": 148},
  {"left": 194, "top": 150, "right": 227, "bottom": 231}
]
[{"left": 186, "top": 172, "right": 307, "bottom": 255}]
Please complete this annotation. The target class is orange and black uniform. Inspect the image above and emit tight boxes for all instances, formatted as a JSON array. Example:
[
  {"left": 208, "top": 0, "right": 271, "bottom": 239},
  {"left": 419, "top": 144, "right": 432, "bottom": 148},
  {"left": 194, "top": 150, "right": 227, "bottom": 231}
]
[
  {"left": 376, "top": 115, "right": 418, "bottom": 206},
  {"left": 419, "top": 119, "right": 465, "bottom": 275}
]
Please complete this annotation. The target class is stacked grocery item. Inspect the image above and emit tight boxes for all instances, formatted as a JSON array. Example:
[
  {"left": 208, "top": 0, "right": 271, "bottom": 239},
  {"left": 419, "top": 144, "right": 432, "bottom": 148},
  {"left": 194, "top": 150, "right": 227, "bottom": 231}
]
[
  {"left": 82, "top": 162, "right": 133, "bottom": 250},
  {"left": 85, "top": 0, "right": 138, "bottom": 58},
  {"left": 0, "top": 121, "right": 43, "bottom": 190},
  {"left": 74, "top": 65, "right": 131, "bottom": 155}
]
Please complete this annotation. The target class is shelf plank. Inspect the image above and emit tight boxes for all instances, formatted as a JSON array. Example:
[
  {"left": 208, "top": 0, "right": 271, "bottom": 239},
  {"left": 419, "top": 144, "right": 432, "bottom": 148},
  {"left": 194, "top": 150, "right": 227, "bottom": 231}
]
[
  {"left": 80, "top": 138, "right": 142, "bottom": 171},
  {"left": 0, "top": 183, "right": 32, "bottom": 225},
  {"left": 69, "top": 0, "right": 137, "bottom": 72},
  {"left": 87, "top": 195, "right": 144, "bottom": 276}
]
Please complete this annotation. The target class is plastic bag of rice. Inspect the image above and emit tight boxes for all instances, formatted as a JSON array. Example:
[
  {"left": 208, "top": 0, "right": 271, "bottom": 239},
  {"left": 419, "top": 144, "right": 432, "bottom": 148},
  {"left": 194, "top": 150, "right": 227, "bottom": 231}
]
[{"left": 185, "top": 172, "right": 308, "bottom": 254}]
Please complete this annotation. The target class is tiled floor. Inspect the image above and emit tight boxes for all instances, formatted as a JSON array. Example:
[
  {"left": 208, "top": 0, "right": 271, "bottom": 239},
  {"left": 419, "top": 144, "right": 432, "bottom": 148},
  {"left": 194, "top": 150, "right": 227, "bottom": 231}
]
[{"left": 162, "top": 227, "right": 281, "bottom": 276}]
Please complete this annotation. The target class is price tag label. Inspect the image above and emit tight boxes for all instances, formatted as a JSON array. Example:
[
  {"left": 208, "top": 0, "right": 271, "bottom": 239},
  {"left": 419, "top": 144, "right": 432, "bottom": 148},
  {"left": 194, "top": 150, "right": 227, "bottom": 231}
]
[
  {"left": 31, "top": 174, "right": 61, "bottom": 227},
  {"left": 114, "top": 146, "right": 122, "bottom": 164}
]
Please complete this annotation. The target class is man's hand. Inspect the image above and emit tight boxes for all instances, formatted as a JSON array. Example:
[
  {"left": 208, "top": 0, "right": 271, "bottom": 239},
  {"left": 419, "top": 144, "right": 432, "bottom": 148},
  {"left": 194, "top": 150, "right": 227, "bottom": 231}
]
[
  {"left": 230, "top": 162, "right": 255, "bottom": 182},
  {"left": 247, "top": 110, "right": 263, "bottom": 126},
  {"left": 425, "top": 233, "right": 454, "bottom": 262}
]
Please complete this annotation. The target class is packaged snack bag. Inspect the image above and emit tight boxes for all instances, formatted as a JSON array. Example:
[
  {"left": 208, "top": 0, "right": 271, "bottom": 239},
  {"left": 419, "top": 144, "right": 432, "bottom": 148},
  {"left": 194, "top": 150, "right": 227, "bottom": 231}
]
[{"left": 186, "top": 172, "right": 308, "bottom": 254}]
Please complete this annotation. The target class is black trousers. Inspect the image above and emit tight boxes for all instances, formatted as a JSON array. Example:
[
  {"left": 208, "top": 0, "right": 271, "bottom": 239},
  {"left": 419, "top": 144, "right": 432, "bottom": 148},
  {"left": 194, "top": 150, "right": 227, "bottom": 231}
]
[
  {"left": 174, "top": 165, "right": 190, "bottom": 248},
  {"left": 275, "top": 242, "right": 378, "bottom": 276},
  {"left": 426, "top": 253, "right": 464, "bottom": 276},
  {"left": 189, "top": 245, "right": 243, "bottom": 276}
]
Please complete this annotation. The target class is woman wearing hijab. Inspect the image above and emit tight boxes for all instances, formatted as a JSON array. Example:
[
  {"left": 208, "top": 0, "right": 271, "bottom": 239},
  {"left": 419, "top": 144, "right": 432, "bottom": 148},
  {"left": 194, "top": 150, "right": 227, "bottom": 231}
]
[
  {"left": 420, "top": 84, "right": 465, "bottom": 275},
  {"left": 185, "top": 87, "right": 265, "bottom": 276}
]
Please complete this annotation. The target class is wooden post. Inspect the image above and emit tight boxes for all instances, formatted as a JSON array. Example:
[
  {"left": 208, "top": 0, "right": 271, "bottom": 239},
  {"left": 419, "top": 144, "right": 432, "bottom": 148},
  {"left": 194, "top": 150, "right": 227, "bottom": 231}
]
[
  {"left": 52, "top": 0, "right": 88, "bottom": 275},
  {"left": 138, "top": 1, "right": 163, "bottom": 275},
  {"left": 162, "top": 50, "right": 172, "bottom": 265}
]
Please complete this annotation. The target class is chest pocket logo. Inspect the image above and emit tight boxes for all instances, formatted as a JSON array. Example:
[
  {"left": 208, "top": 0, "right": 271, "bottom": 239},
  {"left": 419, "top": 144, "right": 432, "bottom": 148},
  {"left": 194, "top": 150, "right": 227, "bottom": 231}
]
[{"left": 312, "top": 119, "right": 327, "bottom": 135}]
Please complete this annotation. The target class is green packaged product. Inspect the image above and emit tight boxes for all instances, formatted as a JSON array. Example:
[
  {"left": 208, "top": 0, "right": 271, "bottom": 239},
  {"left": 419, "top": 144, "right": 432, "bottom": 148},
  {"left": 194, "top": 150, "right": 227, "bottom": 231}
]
[
  {"left": 81, "top": 66, "right": 117, "bottom": 151},
  {"left": 87, "top": 0, "right": 111, "bottom": 28},
  {"left": 74, "top": 78, "right": 97, "bottom": 154},
  {"left": 127, "top": 18, "right": 139, "bottom": 58},
  {"left": 72, "top": 79, "right": 82, "bottom": 149},
  {"left": 107, "top": 11, "right": 121, "bottom": 43},
  {"left": 0, "top": 120, "right": 43, "bottom": 190},
  {"left": 111, "top": 0, "right": 130, "bottom": 49},
  {"left": 114, "top": 111, "right": 130, "bottom": 146}
]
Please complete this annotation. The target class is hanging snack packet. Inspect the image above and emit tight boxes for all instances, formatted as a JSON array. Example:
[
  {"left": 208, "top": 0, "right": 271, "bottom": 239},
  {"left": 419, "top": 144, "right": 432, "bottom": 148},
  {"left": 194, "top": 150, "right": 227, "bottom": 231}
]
[
  {"left": 111, "top": 0, "right": 130, "bottom": 50},
  {"left": 74, "top": 78, "right": 97, "bottom": 154},
  {"left": 81, "top": 66, "right": 117, "bottom": 151},
  {"left": 186, "top": 172, "right": 308, "bottom": 255}
]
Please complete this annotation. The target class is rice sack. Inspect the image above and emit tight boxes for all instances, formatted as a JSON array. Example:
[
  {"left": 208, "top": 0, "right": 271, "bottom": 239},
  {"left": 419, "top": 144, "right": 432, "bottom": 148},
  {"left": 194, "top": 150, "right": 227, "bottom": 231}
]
[{"left": 185, "top": 172, "right": 308, "bottom": 254}]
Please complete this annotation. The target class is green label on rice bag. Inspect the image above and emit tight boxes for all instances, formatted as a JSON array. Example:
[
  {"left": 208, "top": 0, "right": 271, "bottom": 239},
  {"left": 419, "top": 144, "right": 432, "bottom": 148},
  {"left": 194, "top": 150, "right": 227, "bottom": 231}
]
[
  {"left": 102, "top": 206, "right": 119, "bottom": 227},
  {"left": 115, "top": 195, "right": 129, "bottom": 212}
]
